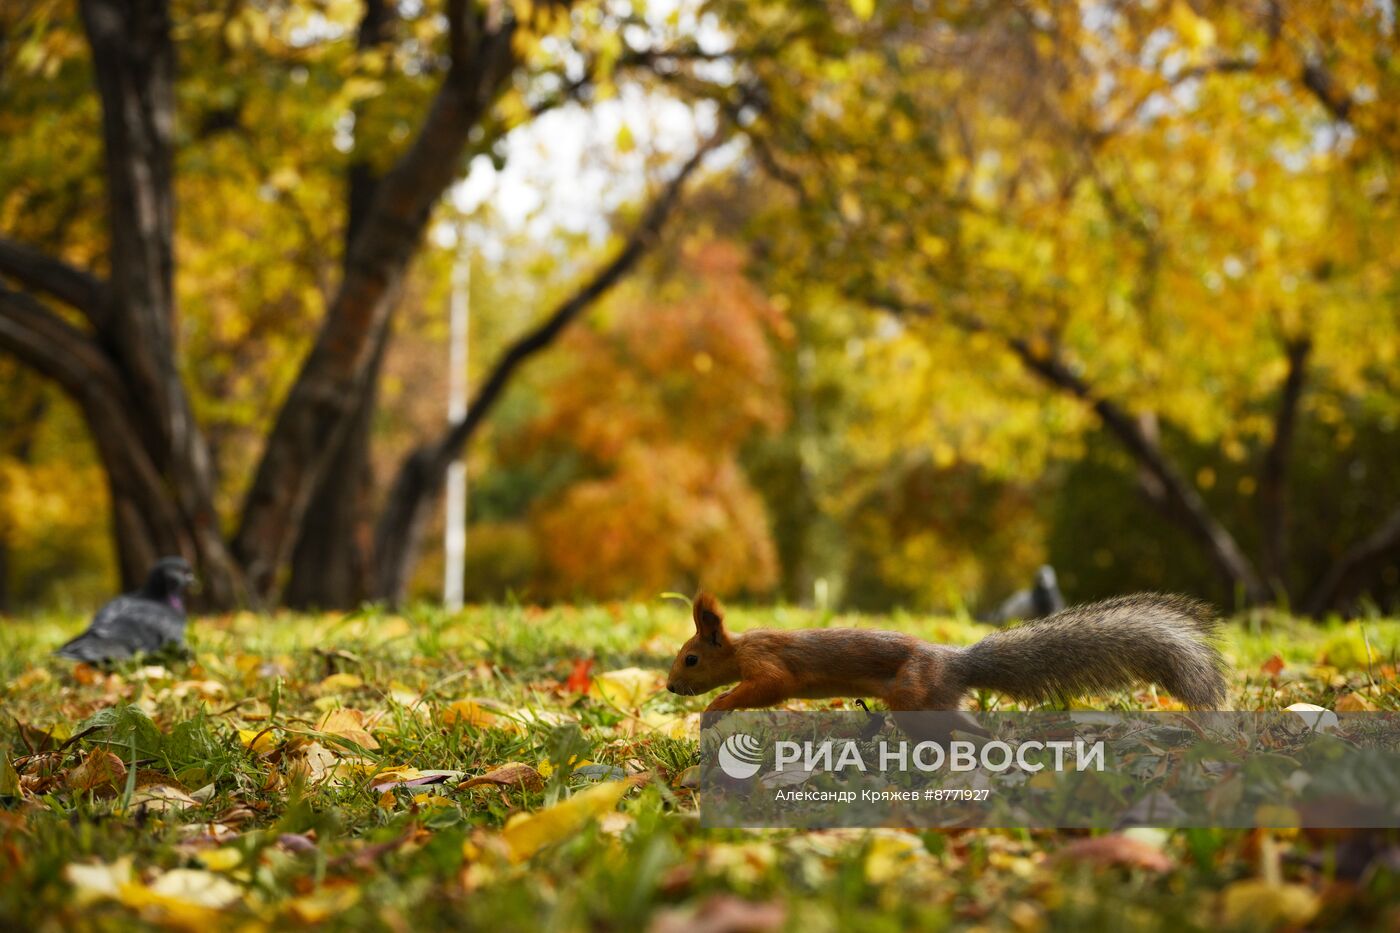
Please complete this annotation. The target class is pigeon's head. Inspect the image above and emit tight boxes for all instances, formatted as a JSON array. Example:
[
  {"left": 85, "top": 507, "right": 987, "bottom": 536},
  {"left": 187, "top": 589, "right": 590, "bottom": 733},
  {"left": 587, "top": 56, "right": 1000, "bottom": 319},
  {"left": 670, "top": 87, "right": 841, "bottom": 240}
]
[
  {"left": 144, "top": 556, "right": 196, "bottom": 606},
  {"left": 1035, "top": 565, "right": 1058, "bottom": 589}
]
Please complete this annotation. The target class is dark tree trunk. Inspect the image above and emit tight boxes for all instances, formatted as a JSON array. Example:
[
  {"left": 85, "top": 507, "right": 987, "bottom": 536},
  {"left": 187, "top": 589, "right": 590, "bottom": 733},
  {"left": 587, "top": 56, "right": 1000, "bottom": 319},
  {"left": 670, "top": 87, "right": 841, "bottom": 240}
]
[
  {"left": 1258, "top": 336, "right": 1311, "bottom": 600},
  {"left": 284, "top": 324, "right": 387, "bottom": 609},
  {"left": 283, "top": 29, "right": 392, "bottom": 610},
  {"left": 233, "top": 6, "right": 519, "bottom": 601},
  {"left": 79, "top": 0, "right": 246, "bottom": 605}
]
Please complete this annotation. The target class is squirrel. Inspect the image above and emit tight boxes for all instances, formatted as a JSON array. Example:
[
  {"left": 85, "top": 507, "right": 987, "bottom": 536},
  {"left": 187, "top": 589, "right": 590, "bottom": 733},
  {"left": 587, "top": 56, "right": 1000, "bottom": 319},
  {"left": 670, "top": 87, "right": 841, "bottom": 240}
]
[{"left": 665, "top": 591, "right": 1227, "bottom": 712}]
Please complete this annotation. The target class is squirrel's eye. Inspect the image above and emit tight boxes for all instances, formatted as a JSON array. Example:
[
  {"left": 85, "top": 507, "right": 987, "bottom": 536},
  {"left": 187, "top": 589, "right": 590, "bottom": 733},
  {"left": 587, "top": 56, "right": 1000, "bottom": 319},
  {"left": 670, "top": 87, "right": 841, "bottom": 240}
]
[{"left": 685, "top": 654, "right": 699, "bottom": 667}]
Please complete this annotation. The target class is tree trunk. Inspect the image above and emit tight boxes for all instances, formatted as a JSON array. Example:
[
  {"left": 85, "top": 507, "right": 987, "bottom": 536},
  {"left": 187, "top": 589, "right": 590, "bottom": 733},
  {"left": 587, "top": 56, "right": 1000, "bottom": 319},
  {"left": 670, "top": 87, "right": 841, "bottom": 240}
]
[
  {"left": 283, "top": 64, "right": 392, "bottom": 609},
  {"left": 80, "top": 0, "right": 246, "bottom": 606},
  {"left": 284, "top": 323, "right": 387, "bottom": 609},
  {"left": 233, "top": 10, "right": 519, "bottom": 601},
  {"left": 1258, "top": 336, "right": 1311, "bottom": 600}
]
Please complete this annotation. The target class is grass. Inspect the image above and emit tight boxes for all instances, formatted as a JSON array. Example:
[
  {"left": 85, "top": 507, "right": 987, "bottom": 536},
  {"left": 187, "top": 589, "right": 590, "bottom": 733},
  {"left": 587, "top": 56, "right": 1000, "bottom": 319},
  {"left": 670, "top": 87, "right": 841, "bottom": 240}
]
[{"left": 1, "top": 602, "right": 1398, "bottom": 931}]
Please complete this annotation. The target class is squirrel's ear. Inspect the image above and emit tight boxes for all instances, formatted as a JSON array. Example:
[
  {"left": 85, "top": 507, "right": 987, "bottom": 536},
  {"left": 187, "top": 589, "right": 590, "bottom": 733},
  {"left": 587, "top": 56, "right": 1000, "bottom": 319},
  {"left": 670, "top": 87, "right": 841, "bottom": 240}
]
[{"left": 693, "top": 591, "right": 726, "bottom": 646}]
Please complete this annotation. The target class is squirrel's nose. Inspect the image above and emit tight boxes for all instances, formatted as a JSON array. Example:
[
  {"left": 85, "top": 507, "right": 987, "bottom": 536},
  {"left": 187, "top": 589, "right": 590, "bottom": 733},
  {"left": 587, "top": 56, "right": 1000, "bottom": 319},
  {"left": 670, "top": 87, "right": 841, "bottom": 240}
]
[{"left": 666, "top": 684, "right": 678, "bottom": 694}]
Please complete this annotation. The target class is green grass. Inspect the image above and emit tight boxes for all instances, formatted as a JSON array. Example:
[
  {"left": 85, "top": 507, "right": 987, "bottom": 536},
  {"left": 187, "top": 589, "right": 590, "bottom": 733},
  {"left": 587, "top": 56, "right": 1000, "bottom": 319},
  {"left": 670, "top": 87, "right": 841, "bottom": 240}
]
[{"left": 1, "top": 603, "right": 1399, "bottom": 931}]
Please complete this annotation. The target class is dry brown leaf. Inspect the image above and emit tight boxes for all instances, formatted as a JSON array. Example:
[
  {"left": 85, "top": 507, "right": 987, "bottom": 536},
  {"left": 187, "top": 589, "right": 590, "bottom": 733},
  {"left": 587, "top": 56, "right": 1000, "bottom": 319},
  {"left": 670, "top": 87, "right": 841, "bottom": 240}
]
[
  {"left": 647, "top": 895, "right": 787, "bottom": 933},
  {"left": 459, "top": 763, "right": 545, "bottom": 792},
  {"left": 1054, "top": 833, "right": 1174, "bottom": 872},
  {"left": 65, "top": 749, "right": 126, "bottom": 795}
]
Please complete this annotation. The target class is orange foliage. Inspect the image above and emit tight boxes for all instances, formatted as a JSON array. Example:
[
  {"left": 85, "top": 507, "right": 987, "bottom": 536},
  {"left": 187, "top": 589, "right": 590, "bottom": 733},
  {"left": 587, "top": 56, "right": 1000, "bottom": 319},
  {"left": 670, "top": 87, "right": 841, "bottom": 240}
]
[{"left": 526, "top": 240, "right": 786, "bottom": 600}]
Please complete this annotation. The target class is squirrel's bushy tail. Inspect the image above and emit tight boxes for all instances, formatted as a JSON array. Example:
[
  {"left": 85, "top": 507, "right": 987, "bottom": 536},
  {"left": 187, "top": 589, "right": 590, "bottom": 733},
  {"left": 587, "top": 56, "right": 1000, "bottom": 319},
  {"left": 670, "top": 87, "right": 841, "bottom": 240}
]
[{"left": 955, "top": 593, "right": 1227, "bottom": 709}]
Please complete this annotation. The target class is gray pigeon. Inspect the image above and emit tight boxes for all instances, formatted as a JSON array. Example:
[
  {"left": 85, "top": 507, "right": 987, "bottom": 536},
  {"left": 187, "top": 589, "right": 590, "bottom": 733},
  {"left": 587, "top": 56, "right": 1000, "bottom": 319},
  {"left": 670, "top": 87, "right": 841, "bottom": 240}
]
[
  {"left": 986, "top": 564, "right": 1065, "bottom": 625},
  {"left": 56, "top": 557, "right": 196, "bottom": 663}
]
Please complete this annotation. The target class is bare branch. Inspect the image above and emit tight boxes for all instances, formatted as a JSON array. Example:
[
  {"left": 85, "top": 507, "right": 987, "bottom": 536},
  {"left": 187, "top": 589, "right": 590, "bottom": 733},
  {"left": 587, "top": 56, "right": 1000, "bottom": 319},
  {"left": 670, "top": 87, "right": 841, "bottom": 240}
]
[
  {"left": 371, "top": 128, "right": 727, "bottom": 602},
  {"left": 0, "top": 237, "right": 106, "bottom": 324},
  {"left": 862, "top": 290, "right": 1271, "bottom": 605},
  {"left": 1304, "top": 507, "right": 1400, "bottom": 615}
]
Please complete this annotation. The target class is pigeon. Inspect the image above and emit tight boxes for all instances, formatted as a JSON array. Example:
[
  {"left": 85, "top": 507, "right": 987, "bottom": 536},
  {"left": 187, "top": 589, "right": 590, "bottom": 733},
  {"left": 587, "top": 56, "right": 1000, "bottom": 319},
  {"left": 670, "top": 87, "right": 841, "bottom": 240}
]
[
  {"left": 56, "top": 556, "right": 196, "bottom": 663},
  {"left": 985, "top": 564, "right": 1066, "bottom": 625}
]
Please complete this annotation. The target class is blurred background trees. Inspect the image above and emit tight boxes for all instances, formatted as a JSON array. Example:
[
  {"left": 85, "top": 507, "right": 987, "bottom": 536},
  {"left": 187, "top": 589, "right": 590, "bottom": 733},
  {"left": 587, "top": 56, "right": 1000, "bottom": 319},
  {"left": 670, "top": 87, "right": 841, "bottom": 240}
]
[{"left": 1, "top": 0, "right": 1397, "bottom": 616}]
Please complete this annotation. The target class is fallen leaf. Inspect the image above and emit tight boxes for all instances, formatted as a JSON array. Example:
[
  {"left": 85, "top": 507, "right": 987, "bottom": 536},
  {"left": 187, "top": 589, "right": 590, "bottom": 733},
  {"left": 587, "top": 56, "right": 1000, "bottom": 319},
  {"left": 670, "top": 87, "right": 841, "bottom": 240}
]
[
  {"left": 128, "top": 784, "right": 200, "bottom": 813},
  {"left": 11, "top": 667, "right": 51, "bottom": 690},
  {"left": 441, "top": 698, "right": 503, "bottom": 728},
  {"left": 648, "top": 895, "right": 787, "bottom": 933},
  {"left": 1260, "top": 654, "right": 1285, "bottom": 676},
  {"left": 315, "top": 708, "right": 380, "bottom": 750},
  {"left": 136, "top": 868, "right": 243, "bottom": 909},
  {"left": 590, "top": 668, "right": 663, "bottom": 709},
  {"left": 286, "top": 885, "right": 362, "bottom": 923},
  {"left": 370, "top": 771, "right": 462, "bottom": 793},
  {"left": 238, "top": 728, "right": 278, "bottom": 755},
  {"left": 317, "top": 672, "right": 364, "bottom": 693},
  {"left": 194, "top": 848, "right": 243, "bottom": 872},
  {"left": 65, "top": 748, "right": 126, "bottom": 794},
  {"left": 1055, "top": 834, "right": 1174, "bottom": 872},
  {"left": 501, "top": 778, "right": 641, "bottom": 862},
  {"left": 64, "top": 857, "right": 135, "bottom": 906},
  {"left": 564, "top": 659, "right": 594, "bottom": 694},
  {"left": 459, "top": 763, "right": 545, "bottom": 792},
  {"left": 1220, "top": 880, "right": 1320, "bottom": 927},
  {"left": 1336, "top": 692, "right": 1377, "bottom": 712},
  {"left": 865, "top": 833, "right": 926, "bottom": 883}
]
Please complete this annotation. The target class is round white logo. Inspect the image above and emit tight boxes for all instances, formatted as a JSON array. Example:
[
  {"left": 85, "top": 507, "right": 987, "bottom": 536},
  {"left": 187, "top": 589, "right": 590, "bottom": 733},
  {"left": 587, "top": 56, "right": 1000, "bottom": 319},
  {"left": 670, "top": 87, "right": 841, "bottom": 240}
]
[{"left": 717, "top": 732, "right": 764, "bottom": 779}]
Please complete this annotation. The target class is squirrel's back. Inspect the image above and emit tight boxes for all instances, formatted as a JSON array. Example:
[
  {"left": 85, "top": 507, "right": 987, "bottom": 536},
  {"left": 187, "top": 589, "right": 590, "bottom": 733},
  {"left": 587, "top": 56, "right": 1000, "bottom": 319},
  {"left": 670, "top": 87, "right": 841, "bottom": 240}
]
[{"left": 951, "top": 593, "right": 1227, "bottom": 709}]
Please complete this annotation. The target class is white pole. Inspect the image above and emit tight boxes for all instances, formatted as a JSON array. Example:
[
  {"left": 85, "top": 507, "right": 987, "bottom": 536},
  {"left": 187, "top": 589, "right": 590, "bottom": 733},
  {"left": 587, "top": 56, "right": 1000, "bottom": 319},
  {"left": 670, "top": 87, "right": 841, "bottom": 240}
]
[{"left": 443, "top": 225, "right": 470, "bottom": 611}]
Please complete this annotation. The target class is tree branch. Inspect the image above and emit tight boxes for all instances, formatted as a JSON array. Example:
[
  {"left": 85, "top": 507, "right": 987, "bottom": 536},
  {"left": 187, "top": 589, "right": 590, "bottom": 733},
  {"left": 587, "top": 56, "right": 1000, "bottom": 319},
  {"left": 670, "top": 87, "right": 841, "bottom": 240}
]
[
  {"left": 1304, "top": 507, "right": 1400, "bottom": 616},
  {"left": 371, "top": 129, "right": 725, "bottom": 602},
  {"left": 0, "top": 236, "right": 106, "bottom": 325},
  {"left": 1258, "top": 335, "right": 1312, "bottom": 596},
  {"left": 861, "top": 291, "right": 1271, "bottom": 605},
  {"left": 233, "top": 2, "right": 522, "bottom": 598},
  {"left": 0, "top": 285, "right": 193, "bottom": 578}
]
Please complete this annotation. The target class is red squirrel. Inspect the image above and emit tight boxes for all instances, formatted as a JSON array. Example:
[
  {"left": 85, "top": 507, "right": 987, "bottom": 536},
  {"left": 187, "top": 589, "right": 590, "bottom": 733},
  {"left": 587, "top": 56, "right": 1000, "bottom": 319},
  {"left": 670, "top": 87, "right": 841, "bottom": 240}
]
[{"left": 666, "top": 591, "right": 1226, "bottom": 712}]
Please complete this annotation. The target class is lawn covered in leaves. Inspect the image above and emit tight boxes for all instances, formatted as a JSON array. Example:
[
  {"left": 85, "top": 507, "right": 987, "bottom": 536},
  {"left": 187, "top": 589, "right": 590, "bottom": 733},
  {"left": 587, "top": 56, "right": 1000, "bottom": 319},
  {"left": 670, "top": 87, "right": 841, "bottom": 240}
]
[{"left": 1, "top": 602, "right": 1399, "bottom": 932}]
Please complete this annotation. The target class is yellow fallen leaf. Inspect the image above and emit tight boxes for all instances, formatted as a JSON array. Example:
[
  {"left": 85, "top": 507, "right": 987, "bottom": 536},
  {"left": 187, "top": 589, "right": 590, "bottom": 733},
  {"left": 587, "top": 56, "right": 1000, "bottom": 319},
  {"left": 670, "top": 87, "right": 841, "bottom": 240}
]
[
  {"left": 589, "top": 667, "right": 663, "bottom": 709},
  {"left": 318, "top": 672, "right": 364, "bottom": 693},
  {"left": 316, "top": 708, "right": 380, "bottom": 750},
  {"left": 442, "top": 699, "right": 503, "bottom": 729},
  {"left": 1220, "top": 880, "right": 1320, "bottom": 927},
  {"left": 411, "top": 793, "right": 456, "bottom": 809},
  {"left": 286, "top": 885, "right": 361, "bottom": 923},
  {"left": 501, "top": 779, "right": 638, "bottom": 862},
  {"left": 194, "top": 848, "right": 243, "bottom": 872},
  {"left": 369, "top": 765, "right": 424, "bottom": 785},
  {"left": 12, "top": 667, "right": 51, "bottom": 690},
  {"left": 238, "top": 728, "right": 278, "bottom": 755},
  {"left": 64, "top": 857, "right": 135, "bottom": 905},
  {"left": 642, "top": 711, "right": 701, "bottom": 740},
  {"left": 865, "top": 833, "right": 926, "bottom": 884}
]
